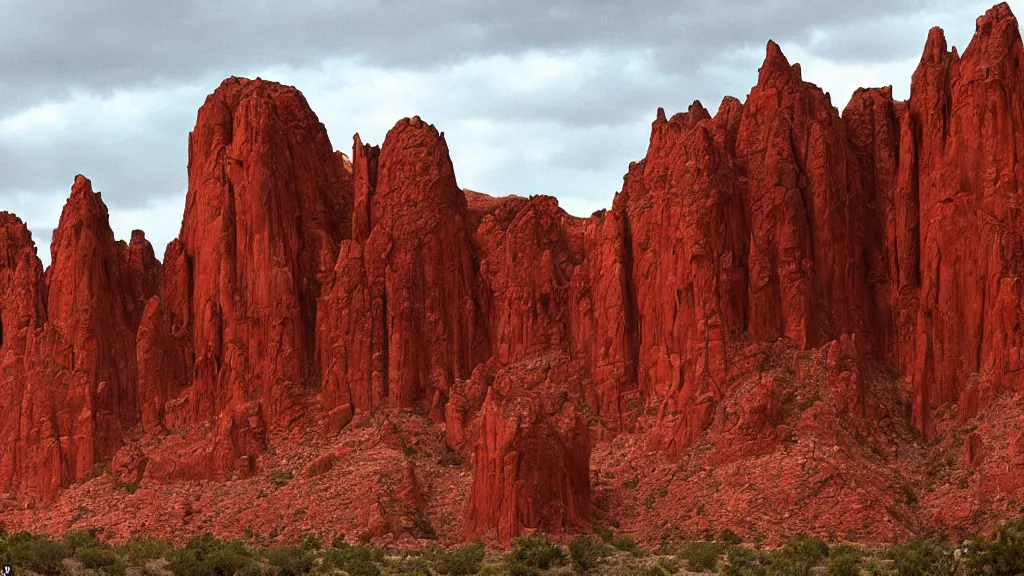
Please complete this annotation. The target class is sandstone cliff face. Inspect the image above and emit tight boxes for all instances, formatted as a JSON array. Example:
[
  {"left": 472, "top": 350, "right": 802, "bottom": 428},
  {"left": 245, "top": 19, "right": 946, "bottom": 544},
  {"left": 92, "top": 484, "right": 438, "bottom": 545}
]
[
  {"left": 3, "top": 2, "right": 1024, "bottom": 548},
  {"left": 0, "top": 176, "right": 154, "bottom": 501},
  {"left": 177, "top": 76, "right": 352, "bottom": 430},
  {"left": 318, "top": 117, "right": 488, "bottom": 423},
  {"left": 466, "top": 356, "right": 591, "bottom": 546}
]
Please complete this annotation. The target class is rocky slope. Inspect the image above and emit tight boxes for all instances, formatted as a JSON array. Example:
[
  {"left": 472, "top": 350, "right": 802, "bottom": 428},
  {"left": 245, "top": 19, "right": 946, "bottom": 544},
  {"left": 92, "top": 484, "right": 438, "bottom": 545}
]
[{"left": 2, "top": 3, "right": 1024, "bottom": 550}]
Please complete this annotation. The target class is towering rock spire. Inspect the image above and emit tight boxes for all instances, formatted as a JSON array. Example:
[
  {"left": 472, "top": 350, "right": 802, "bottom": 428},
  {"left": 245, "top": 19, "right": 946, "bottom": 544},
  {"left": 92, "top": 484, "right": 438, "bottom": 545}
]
[{"left": 177, "top": 76, "right": 353, "bottom": 428}]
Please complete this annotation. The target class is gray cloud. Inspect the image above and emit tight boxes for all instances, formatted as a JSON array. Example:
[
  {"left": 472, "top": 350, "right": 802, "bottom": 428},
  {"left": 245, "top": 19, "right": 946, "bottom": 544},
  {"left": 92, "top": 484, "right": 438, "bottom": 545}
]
[
  {"left": 0, "top": 0, "right": 968, "bottom": 108},
  {"left": 0, "top": 0, "right": 1017, "bottom": 266}
]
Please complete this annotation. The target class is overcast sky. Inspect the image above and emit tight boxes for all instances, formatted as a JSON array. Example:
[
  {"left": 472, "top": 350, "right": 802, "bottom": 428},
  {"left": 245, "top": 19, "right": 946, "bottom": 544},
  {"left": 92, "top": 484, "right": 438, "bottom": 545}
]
[{"left": 0, "top": 1, "right": 1018, "bottom": 266}]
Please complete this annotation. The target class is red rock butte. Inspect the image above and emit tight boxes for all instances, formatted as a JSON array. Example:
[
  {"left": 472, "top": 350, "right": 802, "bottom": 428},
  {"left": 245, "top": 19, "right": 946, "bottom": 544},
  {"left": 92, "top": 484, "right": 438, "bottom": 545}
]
[{"left": 3, "top": 3, "right": 1024, "bottom": 548}]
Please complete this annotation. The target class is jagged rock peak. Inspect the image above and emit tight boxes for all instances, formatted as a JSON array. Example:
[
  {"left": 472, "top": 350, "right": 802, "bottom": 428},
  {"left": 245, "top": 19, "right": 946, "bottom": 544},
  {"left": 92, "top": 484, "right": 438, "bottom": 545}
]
[
  {"left": 0, "top": 212, "right": 38, "bottom": 262},
  {"left": 961, "top": 1, "right": 1022, "bottom": 66},
  {"left": 759, "top": 39, "right": 802, "bottom": 85},
  {"left": 921, "top": 27, "right": 950, "bottom": 64}
]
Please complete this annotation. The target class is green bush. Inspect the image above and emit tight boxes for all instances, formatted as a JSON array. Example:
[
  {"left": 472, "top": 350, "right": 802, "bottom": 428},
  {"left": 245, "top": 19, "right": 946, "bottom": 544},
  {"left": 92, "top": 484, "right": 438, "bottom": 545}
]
[
  {"left": 568, "top": 536, "right": 610, "bottom": 573},
  {"left": 8, "top": 532, "right": 71, "bottom": 576},
  {"left": 825, "top": 545, "right": 861, "bottom": 576},
  {"left": 117, "top": 537, "right": 176, "bottom": 564},
  {"left": 298, "top": 534, "right": 321, "bottom": 552},
  {"left": 265, "top": 547, "right": 313, "bottom": 576},
  {"left": 605, "top": 565, "right": 668, "bottom": 576},
  {"left": 719, "top": 530, "right": 743, "bottom": 546},
  {"left": 476, "top": 562, "right": 508, "bottom": 576},
  {"left": 766, "top": 535, "right": 829, "bottom": 576},
  {"left": 506, "top": 561, "right": 540, "bottom": 576},
  {"left": 236, "top": 565, "right": 269, "bottom": 576},
  {"left": 885, "top": 535, "right": 954, "bottom": 576},
  {"left": 322, "top": 543, "right": 383, "bottom": 576},
  {"left": 435, "top": 542, "right": 485, "bottom": 576},
  {"left": 654, "top": 557, "right": 680, "bottom": 575},
  {"left": 102, "top": 562, "right": 128, "bottom": 576},
  {"left": 509, "top": 534, "right": 565, "bottom": 570},
  {"left": 77, "top": 546, "right": 120, "bottom": 569},
  {"left": 65, "top": 529, "right": 107, "bottom": 552},
  {"left": 386, "top": 555, "right": 432, "bottom": 576},
  {"left": 168, "top": 535, "right": 255, "bottom": 576},
  {"left": 679, "top": 542, "right": 724, "bottom": 573},
  {"left": 721, "top": 547, "right": 767, "bottom": 576},
  {"left": 609, "top": 534, "right": 638, "bottom": 553},
  {"left": 962, "top": 518, "right": 1024, "bottom": 575}
]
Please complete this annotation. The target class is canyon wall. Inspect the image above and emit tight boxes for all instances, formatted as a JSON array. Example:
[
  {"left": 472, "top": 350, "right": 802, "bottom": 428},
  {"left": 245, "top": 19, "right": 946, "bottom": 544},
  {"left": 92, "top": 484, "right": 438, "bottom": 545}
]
[{"left": 1, "top": 2, "right": 1023, "bottom": 545}]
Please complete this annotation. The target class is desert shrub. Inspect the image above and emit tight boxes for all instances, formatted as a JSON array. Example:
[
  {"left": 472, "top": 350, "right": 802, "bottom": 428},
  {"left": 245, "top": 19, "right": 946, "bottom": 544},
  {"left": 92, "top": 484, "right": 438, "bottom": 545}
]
[
  {"left": 721, "top": 547, "right": 767, "bottom": 576},
  {"left": 385, "top": 555, "right": 431, "bottom": 576},
  {"left": 265, "top": 547, "right": 313, "bottom": 576},
  {"left": 77, "top": 546, "right": 120, "bottom": 569},
  {"left": 435, "top": 542, "right": 485, "bottom": 576},
  {"left": 65, "top": 529, "right": 108, "bottom": 552},
  {"left": 604, "top": 564, "right": 670, "bottom": 576},
  {"left": 506, "top": 561, "right": 540, "bottom": 576},
  {"left": 236, "top": 566, "right": 268, "bottom": 576},
  {"left": 885, "top": 535, "right": 954, "bottom": 576},
  {"left": 568, "top": 536, "right": 610, "bottom": 574},
  {"left": 270, "top": 472, "right": 293, "bottom": 487},
  {"left": 650, "top": 557, "right": 680, "bottom": 576},
  {"left": 169, "top": 535, "right": 255, "bottom": 576},
  {"left": 322, "top": 543, "right": 383, "bottom": 576},
  {"left": 118, "top": 537, "right": 176, "bottom": 564},
  {"left": 825, "top": 545, "right": 861, "bottom": 576},
  {"left": 476, "top": 563, "right": 507, "bottom": 576},
  {"left": 97, "top": 561, "right": 128, "bottom": 576},
  {"left": 962, "top": 518, "right": 1024, "bottom": 575},
  {"left": 509, "top": 534, "right": 565, "bottom": 570},
  {"left": 7, "top": 532, "right": 71, "bottom": 576},
  {"left": 766, "top": 534, "right": 829, "bottom": 576},
  {"left": 719, "top": 530, "right": 743, "bottom": 546},
  {"left": 609, "top": 534, "right": 638, "bottom": 553},
  {"left": 298, "top": 534, "right": 321, "bottom": 552},
  {"left": 679, "top": 542, "right": 724, "bottom": 573},
  {"left": 659, "top": 557, "right": 680, "bottom": 575}
]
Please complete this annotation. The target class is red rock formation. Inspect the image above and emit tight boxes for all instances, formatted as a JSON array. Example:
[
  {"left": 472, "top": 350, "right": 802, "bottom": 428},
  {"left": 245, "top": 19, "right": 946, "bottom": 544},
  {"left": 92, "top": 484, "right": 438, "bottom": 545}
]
[
  {"left": 6, "top": 3, "right": 1024, "bottom": 548},
  {"left": 318, "top": 117, "right": 488, "bottom": 424},
  {"left": 905, "top": 5, "right": 1024, "bottom": 436},
  {"left": 466, "top": 356, "right": 590, "bottom": 545},
  {"left": 177, "top": 76, "right": 351, "bottom": 430},
  {"left": 0, "top": 176, "right": 155, "bottom": 501}
]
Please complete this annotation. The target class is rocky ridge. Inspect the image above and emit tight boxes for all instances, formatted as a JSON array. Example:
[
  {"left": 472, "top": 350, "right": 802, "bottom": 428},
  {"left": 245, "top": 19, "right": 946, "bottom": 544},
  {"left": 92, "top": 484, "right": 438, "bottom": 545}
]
[{"left": 2, "top": 3, "right": 1024, "bottom": 549}]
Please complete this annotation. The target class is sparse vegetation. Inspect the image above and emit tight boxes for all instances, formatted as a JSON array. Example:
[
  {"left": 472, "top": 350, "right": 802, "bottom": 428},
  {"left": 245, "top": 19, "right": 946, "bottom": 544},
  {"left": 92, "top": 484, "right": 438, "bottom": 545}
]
[
  {"left": 718, "top": 530, "right": 743, "bottom": 546},
  {"left": 117, "top": 536, "right": 176, "bottom": 564},
  {"left": 568, "top": 536, "right": 610, "bottom": 573},
  {"left": 766, "top": 534, "right": 829, "bottom": 576},
  {"left": 679, "top": 542, "right": 724, "bottom": 573},
  {"left": 6, "top": 531, "right": 71, "bottom": 576},
  {"left": 824, "top": 545, "right": 861, "bottom": 576},
  {"left": 168, "top": 534, "right": 256, "bottom": 576},
  {"left": 322, "top": 542, "right": 384, "bottom": 576},
  {"left": 4, "top": 515, "right": 1024, "bottom": 576},
  {"left": 269, "top": 471, "right": 294, "bottom": 487},
  {"left": 436, "top": 541, "right": 486, "bottom": 576},
  {"left": 509, "top": 534, "right": 566, "bottom": 573},
  {"left": 721, "top": 547, "right": 766, "bottom": 576},
  {"left": 264, "top": 546, "right": 313, "bottom": 576}
]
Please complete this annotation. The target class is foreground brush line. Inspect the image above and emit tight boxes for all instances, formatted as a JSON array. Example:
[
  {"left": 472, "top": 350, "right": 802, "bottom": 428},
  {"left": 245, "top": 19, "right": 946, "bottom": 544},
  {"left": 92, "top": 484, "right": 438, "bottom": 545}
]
[{"left": 3, "top": 521, "right": 1024, "bottom": 576}]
